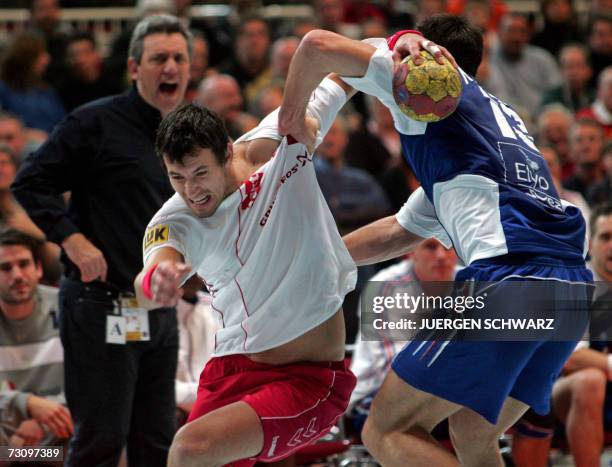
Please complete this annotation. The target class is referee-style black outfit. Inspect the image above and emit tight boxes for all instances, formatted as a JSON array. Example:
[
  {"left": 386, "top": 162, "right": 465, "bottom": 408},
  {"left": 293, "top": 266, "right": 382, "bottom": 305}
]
[{"left": 12, "top": 87, "right": 178, "bottom": 467}]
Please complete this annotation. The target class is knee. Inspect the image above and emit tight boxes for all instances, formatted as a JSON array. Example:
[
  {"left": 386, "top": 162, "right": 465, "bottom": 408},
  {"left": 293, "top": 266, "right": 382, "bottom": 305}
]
[
  {"left": 361, "top": 417, "right": 383, "bottom": 456},
  {"left": 572, "top": 368, "right": 606, "bottom": 410},
  {"left": 169, "top": 425, "right": 219, "bottom": 467}
]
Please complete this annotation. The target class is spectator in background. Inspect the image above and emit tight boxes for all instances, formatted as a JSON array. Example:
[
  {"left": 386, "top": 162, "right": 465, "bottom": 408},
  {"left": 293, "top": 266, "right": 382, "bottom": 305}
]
[
  {"left": 587, "top": 14, "right": 612, "bottom": 85},
  {"left": 537, "top": 104, "right": 574, "bottom": 180},
  {"left": 220, "top": 15, "right": 271, "bottom": 106},
  {"left": 563, "top": 118, "right": 605, "bottom": 200},
  {"left": 315, "top": 116, "right": 391, "bottom": 236},
  {"left": 485, "top": 13, "right": 562, "bottom": 124},
  {"left": 577, "top": 66, "right": 612, "bottom": 139},
  {"left": 531, "top": 0, "right": 583, "bottom": 58},
  {"left": 0, "top": 229, "right": 71, "bottom": 449},
  {"left": 12, "top": 15, "right": 190, "bottom": 466},
  {"left": 0, "top": 145, "right": 61, "bottom": 284},
  {"left": 0, "top": 112, "right": 42, "bottom": 164},
  {"left": 175, "top": 290, "right": 219, "bottom": 426},
  {"left": 57, "top": 32, "right": 122, "bottom": 112},
  {"left": 195, "top": 74, "right": 258, "bottom": 140},
  {"left": 349, "top": 239, "right": 457, "bottom": 434},
  {"left": 254, "top": 84, "right": 283, "bottom": 119},
  {"left": 360, "top": 17, "right": 388, "bottom": 40},
  {"left": 0, "top": 33, "right": 65, "bottom": 134},
  {"left": 184, "top": 31, "right": 212, "bottom": 103},
  {"left": 541, "top": 44, "right": 595, "bottom": 114},
  {"left": 414, "top": 0, "right": 447, "bottom": 29},
  {"left": 28, "top": 0, "right": 71, "bottom": 88},
  {"left": 540, "top": 145, "right": 590, "bottom": 235},
  {"left": 313, "top": 0, "right": 360, "bottom": 38},
  {"left": 588, "top": 141, "right": 612, "bottom": 206},
  {"left": 549, "top": 204, "right": 612, "bottom": 467},
  {"left": 447, "top": 0, "right": 508, "bottom": 31}
]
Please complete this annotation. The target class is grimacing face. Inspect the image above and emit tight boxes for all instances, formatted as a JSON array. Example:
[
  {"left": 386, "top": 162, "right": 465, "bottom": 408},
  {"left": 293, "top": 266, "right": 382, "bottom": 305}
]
[
  {"left": 0, "top": 245, "right": 42, "bottom": 306},
  {"left": 164, "top": 146, "right": 232, "bottom": 218},
  {"left": 128, "top": 33, "right": 190, "bottom": 117}
]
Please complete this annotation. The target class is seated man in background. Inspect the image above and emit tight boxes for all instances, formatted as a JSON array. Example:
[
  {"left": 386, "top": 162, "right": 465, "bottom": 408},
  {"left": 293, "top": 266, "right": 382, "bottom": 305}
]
[
  {"left": 0, "top": 229, "right": 72, "bottom": 447},
  {"left": 349, "top": 239, "right": 457, "bottom": 433},
  {"left": 512, "top": 203, "right": 612, "bottom": 467}
]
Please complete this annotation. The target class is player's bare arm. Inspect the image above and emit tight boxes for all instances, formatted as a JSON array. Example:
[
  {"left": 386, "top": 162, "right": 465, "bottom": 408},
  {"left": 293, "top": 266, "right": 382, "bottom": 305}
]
[
  {"left": 562, "top": 348, "right": 609, "bottom": 376},
  {"left": 134, "top": 246, "right": 190, "bottom": 309},
  {"left": 343, "top": 216, "right": 424, "bottom": 266}
]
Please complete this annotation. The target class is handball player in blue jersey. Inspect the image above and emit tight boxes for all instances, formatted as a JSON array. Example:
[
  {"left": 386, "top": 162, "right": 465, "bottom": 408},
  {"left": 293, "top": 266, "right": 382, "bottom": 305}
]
[{"left": 280, "top": 15, "right": 592, "bottom": 466}]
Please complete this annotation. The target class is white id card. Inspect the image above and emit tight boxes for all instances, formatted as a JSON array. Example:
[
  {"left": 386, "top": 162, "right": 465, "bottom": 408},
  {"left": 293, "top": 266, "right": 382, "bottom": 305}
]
[
  {"left": 106, "top": 315, "right": 126, "bottom": 344},
  {"left": 121, "top": 298, "right": 150, "bottom": 342}
]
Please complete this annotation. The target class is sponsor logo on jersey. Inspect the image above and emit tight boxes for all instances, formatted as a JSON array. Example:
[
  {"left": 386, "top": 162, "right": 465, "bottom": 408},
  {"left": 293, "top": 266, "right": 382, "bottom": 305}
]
[
  {"left": 143, "top": 224, "right": 169, "bottom": 251},
  {"left": 241, "top": 172, "right": 264, "bottom": 210}
]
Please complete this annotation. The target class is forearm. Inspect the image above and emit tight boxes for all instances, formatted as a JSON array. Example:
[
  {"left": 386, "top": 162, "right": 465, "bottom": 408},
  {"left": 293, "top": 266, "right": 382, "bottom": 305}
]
[
  {"left": 343, "top": 215, "right": 423, "bottom": 266},
  {"left": 280, "top": 29, "right": 374, "bottom": 128}
]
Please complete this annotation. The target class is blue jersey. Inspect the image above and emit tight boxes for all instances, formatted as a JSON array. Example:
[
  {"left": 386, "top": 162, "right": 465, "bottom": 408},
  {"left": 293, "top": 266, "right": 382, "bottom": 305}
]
[{"left": 344, "top": 41, "right": 586, "bottom": 266}]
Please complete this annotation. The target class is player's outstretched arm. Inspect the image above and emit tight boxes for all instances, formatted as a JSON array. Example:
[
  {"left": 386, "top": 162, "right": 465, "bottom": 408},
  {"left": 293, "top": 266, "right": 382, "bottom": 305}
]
[
  {"left": 279, "top": 29, "right": 374, "bottom": 147},
  {"left": 134, "top": 247, "right": 191, "bottom": 310},
  {"left": 343, "top": 216, "right": 424, "bottom": 266}
]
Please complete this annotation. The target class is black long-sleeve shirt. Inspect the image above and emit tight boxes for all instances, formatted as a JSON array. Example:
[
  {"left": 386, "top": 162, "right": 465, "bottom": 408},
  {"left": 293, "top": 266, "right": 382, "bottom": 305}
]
[{"left": 12, "top": 87, "right": 174, "bottom": 290}]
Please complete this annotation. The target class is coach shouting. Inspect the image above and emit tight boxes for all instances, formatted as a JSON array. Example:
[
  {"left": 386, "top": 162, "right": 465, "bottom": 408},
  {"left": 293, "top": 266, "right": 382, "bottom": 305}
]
[{"left": 12, "top": 14, "right": 191, "bottom": 467}]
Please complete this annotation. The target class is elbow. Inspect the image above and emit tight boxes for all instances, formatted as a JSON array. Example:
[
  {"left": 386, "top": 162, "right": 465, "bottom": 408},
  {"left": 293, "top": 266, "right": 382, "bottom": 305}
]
[{"left": 301, "top": 29, "right": 337, "bottom": 57}]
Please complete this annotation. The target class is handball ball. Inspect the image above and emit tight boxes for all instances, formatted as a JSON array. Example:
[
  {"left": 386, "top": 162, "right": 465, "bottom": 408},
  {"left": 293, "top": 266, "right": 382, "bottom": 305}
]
[{"left": 392, "top": 51, "right": 462, "bottom": 123}]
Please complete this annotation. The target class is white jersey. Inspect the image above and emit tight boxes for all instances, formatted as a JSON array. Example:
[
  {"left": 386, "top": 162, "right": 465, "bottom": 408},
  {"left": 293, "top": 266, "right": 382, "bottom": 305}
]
[{"left": 143, "top": 79, "right": 357, "bottom": 356}]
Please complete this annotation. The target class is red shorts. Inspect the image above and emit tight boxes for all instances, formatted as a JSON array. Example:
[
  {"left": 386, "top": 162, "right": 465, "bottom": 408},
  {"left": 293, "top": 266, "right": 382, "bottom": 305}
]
[{"left": 188, "top": 354, "right": 356, "bottom": 466}]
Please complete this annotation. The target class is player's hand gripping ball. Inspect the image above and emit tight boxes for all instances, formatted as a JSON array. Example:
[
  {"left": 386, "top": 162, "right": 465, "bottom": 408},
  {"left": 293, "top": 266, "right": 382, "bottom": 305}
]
[{"left": 393, "top": 51, "right": 462, "bottom": 122}]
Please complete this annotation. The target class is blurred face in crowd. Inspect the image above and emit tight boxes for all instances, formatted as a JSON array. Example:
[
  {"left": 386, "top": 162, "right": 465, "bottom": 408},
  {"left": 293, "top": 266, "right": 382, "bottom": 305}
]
[
  {"left": 413, "top": 239, "right": 457, "bottom": 282},
  {"left": 319, "top": 119, "right": 348, "bottom": 166},
  {"left": 257, "top": 86, "right": 283, "bottom": 117},
  {"left": 590, "top": 213, "right": 612, "bottom": 281},
  {"left": 237, "top": 19, "right": 270, "bottom": 66},
  {"left": 570, "top": 122, "right": 604, "bottom": 165},
  {"left": 129, "top": 32, "right": 190, "bottom": 117},
  {"left": 67, "top": 38, "right": 102, "bottom": 82},
  {"left": 604, "top": 150, "right": 612, "bottom": 177},
  {"left": 560, "top": 46, "right": 592, "bottom": 92},
  {"left": 0, "top": 151, "right": 16, "bottom": 191},
  {"left": 465, "top": 0, "right": 492, "bottom": 31},
  {"left": 540, "top": 146, "right": 562, "bottom": 184},
  {"left": 33, "top": 50, "right": 51, "bottom": 79},
  {"left": 590, "top": 19, "right": 612, "bottom": 55},
  {"left": 164, "top": 146, "right": 231, "bottom": 218},
  {"left": 31, "top": 0, "right": 60, "bottom": 33},
  {"left": 538, "top": 110, "right": 572, "bottom": 162},
  {"left": 197, "top": 76, "right": 243, "bottom": 123},
  {"left": 544, "top": 0, "right": 572, "bottom": 23},
  {"left": 315, "top": 0, "right": 344, "bottom": 26},
  {"left": 597, "top": 68, "right": 612, "bottom": 112},
  {"left": 190, "top": 36, "right": 209, "bottom": 84},
  {"left": 0, "top": 119, "right": 25, "bottom": 157},
  {"left": 499, "top": 15, "right": 530, "bottom": 59},
  {"left": 0, "top": 245, "right": 41, "bottom": 306},
  {"left": 271, "top": 37, "right": 299, "bottom": 79},
  {"left": 362, "top": 18, "right": 387, "bottom": 39},
  {"left": 417, "top": 0, "right": 446, "bottom": 23}
]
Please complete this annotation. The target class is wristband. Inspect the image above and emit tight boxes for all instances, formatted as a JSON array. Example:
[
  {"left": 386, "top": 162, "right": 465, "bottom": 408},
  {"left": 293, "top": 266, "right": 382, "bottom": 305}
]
[
  {"left": 386, "top": 30, "right": 424, "bottom": 50},
  {"left": 142, "top": 264, "right": 159, "bottom": 300}
]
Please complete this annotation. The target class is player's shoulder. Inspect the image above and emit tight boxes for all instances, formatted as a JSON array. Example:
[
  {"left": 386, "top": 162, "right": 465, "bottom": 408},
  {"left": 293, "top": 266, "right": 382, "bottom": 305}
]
[{"left": 148, "top": 193, "right": 191, "bottom": 226}]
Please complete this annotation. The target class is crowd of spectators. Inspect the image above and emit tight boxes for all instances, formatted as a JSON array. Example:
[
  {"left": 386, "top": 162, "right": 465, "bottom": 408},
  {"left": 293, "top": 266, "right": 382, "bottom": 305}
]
[{"left": 0, "top": 0, "right": 610, "bottom": 465}]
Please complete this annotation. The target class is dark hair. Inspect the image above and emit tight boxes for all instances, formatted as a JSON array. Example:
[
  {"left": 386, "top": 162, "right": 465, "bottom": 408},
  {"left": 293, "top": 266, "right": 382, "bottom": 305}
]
[
  {"left": 0, "top": 229, "right": 43, "bottom": 263},
  {"left": 129, "top": 14, "right": 192, "bottom": 64},
  {"left": 590, "top": 203, "right": 612, "bottom": 239},
  {"left": 156, "top": 103, "right": 229, "bottom": 166},
  {"left": 417, "top": 14, "right": 483, "bottom": 77},
  {"left": 67, "top": 31, "right": 96, "bottom": 48},
  {"left": 0, "top": 33, "right": 47, "bottom": 90}
]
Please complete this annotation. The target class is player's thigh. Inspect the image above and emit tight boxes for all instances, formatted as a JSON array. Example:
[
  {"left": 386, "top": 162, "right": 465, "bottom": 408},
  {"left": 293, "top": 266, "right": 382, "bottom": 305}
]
[
  {"left": 366, "top": 369, "right": 461, "bottom": 435},
  {"left": 175, "top": 400, "right": 264, "bottom": 462}
]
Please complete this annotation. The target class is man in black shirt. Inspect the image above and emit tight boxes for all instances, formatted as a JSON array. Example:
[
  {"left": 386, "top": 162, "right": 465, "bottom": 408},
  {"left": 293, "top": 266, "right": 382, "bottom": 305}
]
[{"left": 12, "top": 14, "right": 191, "bottom": 467}]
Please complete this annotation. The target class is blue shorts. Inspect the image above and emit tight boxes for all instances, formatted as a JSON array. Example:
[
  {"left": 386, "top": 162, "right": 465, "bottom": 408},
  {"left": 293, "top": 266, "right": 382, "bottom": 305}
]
[{"left": 391, "top": 256, "right": 592, "bottom": 425}]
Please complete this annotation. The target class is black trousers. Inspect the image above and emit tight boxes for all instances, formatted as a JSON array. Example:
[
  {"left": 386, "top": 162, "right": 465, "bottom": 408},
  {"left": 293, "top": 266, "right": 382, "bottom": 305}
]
[{"left": 59, "top": 278, "right": 178, "bottom": 467}]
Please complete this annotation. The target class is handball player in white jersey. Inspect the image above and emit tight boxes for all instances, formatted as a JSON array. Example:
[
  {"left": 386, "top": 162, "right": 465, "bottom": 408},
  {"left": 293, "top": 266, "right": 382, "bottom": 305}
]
[{"left": 131, "top": 33, "right": 437, "bottom": 467}]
